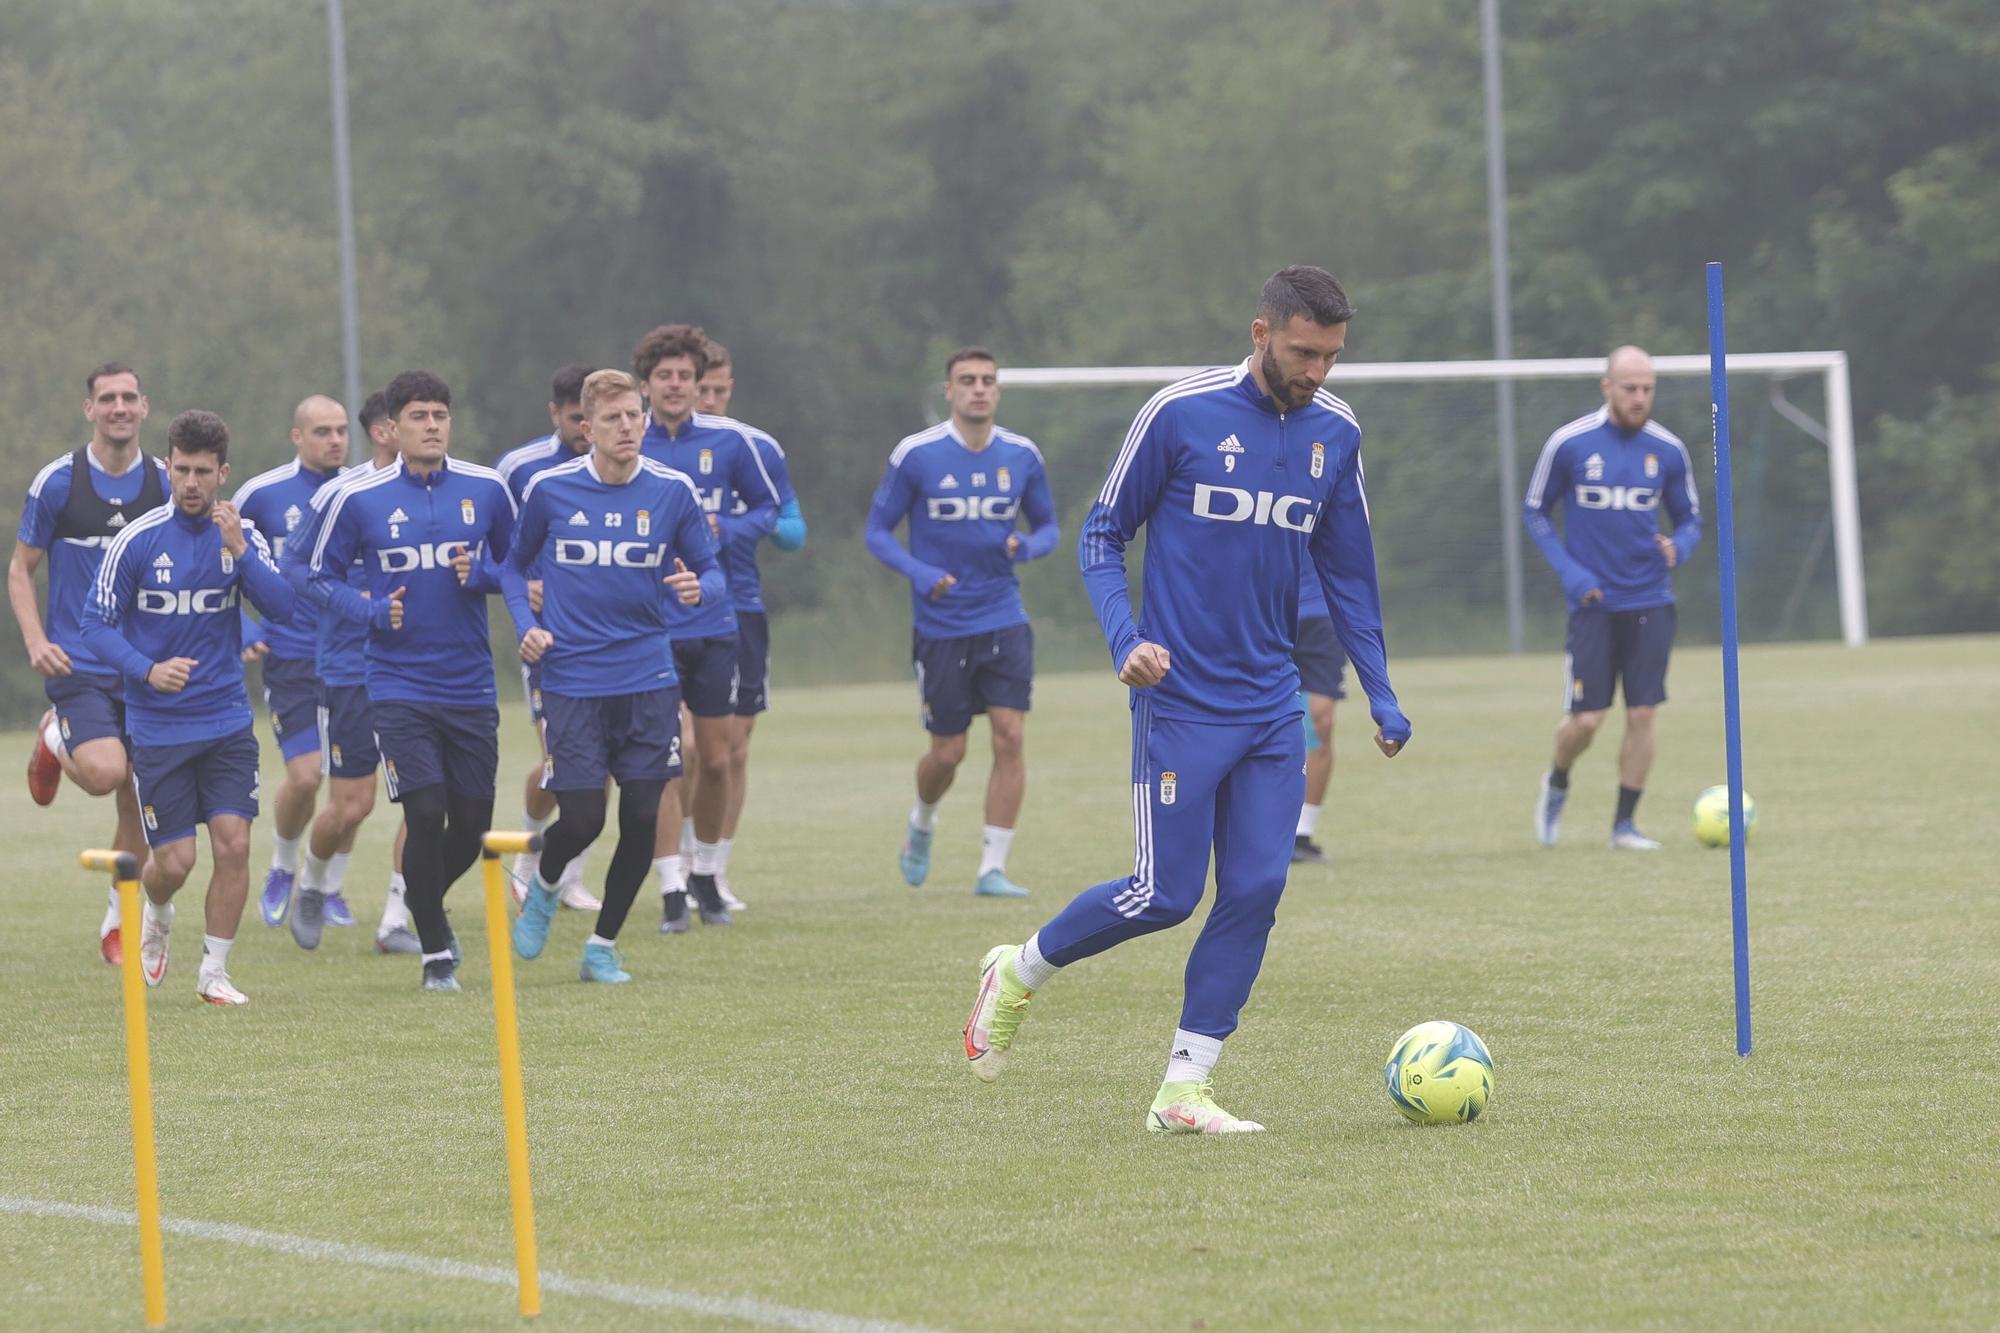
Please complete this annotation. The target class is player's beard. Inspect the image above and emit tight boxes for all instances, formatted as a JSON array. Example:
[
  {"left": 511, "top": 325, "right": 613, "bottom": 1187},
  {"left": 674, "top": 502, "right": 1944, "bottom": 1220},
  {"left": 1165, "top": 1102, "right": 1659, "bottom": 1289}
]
[{"left": 1260, "top": 345, "right": 1311, "bottom": 411}]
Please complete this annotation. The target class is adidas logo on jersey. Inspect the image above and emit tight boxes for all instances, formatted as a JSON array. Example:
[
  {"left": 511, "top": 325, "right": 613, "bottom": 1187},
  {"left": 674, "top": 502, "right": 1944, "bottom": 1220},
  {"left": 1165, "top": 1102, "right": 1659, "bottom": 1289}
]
[
  {"left": 567, "top": 510, "right": 590, "bottom": 526},
  {"left": 284, "top": 503, "right": 302, "bottom": 530},
  {"left": 387, "top": 507, "right": 410, "bottom": 524},
  {"left": 1584, "top": 453, "right": 1604, "bottom": 482},
  {"left": 938, "top": 475, "right": 959, "bottom": 489},
  {"left": 152, "top": 553, "right": 174, "bottom": 569},
  {"left": 1216, "top": 434, "right": 1245, "bottom": 454},
  {"left": 108, "top": 512, "right": 127, "bottom": 528}
]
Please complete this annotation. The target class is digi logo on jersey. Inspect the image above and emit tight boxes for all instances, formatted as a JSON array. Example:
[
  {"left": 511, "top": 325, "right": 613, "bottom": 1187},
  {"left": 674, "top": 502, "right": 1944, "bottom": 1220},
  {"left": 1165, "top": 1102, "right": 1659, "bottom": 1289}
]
[
  {"left": 1572, "top": 484, "right": 1660, "bottom": 512},
  {"left": 1191, "top": 484, "right": 1317, "bottom": 532},
  {"left": 137, "top": 586, "right": 240, "bottom": 616},
  {"left": 926, "top": 495, "right": 1019, "bottom": 522},
  {"left": 553, "top": 539, "right": 667, "bottom": 568},
  {"left": 376, "top": 540, "right": 476, "bottom": 572}
]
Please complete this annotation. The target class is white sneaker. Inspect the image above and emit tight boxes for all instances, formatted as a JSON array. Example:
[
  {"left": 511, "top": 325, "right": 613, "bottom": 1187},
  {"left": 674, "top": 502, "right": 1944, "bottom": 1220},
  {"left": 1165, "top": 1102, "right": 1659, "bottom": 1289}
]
[
  {"left": 1608, "top": 821, "right": 1662, "bottom": 851},
  {"left": 140, "top": 905, "right": 172, "bottom": 988},
  {"left": 716, "top": 874, "right": 746, "bottom": 912},
  {"left": 509, "top": 852, "right": 534, "bottom": 907},
  {"left": 558, "top": 875, "right": 602, "bottom": 912},
  {"left": 196, "top": 968, "right": 249, "bottom": 1006},
  {"left": 99, "top": 892, "right": 121, "bottom": 940}
]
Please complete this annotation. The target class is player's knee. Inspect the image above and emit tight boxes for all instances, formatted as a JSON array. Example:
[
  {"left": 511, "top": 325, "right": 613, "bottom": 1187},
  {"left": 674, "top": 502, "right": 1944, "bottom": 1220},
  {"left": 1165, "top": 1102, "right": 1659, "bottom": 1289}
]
[
  {"left": 989, "top": 720, "right": 1025, "bottom": 761},
  {"left": 402, "top": 786, "right": 448, "bottom": 839},
  {"left": 337, "top": 783, "right": 376, "bottom": 826},
  {"left": 1570, "top": 708, "right": 1609, "bottom": 735},
  {"left": 209, "top": 820, "right": 251, "bottom": 864},
  {"left": 72, "top": 754, "right": 128, "bottom": 796},
  {"left": 929, "top": 733, "right": 968, "bottom": 768},
  {"left": 1625, "top": 705, "right": 1657, "bottom": 732},
  {"left": 152, "top": 840, "right": 197, "bottom": 883},
  {"left": 618, "top": 782, "right": 663, "bottom": 842}
]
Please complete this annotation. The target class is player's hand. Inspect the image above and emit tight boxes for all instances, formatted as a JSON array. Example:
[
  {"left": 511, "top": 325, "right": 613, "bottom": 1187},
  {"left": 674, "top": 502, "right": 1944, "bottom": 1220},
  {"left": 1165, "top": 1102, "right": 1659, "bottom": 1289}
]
[
  {"left": 1579, "top": 587, "right": 1604, "bottom": 607},
  {"left": 664, "top": 558, "right": 702, "bottom": 605},
  {"left": 449, "top": 546, "right": 472, "bottom": 585},
  {"left": 520, "top": 627, "right": 553, "bottom": 663},
  {"left": 527, "top": 578, "right": 544, "bottom": 615},
  {"left": 926, "top": 573, "right": 958, "bottom": 601},
  {"left": 1654, "top": 533, "right": 1678, "bottom": 568},
  {"left": 27, "top": 640, "right": 73, "bottom": 677},
  {"left": 1118, "top": 641, "right": 1172, "bottom": 688},
  {"left": 147, "top": 657, "right": 198, "bottom": 692},
  {"left": 211, "top": 501, "right": 248, "bottom": 555},
  {"left": 241, "top": 639, "right": 269, "bottom": 663},
  {"left": 385, "top": 585, "right": 407, "bottom": 630},
  {"left": 1374, "top": 729, "right": 1405, "bottom": 758},
  {"left": 1004, "top": 532, "right": 1023, "bottom": 559}
]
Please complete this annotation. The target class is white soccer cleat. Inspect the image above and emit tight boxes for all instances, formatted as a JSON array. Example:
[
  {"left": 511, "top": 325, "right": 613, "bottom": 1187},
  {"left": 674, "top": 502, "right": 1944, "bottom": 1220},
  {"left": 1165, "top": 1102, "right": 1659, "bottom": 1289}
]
[
  {"left": 508, "top": 852, "right": 534, "bottom": 907},
  {"left": 1608, "top": 821, "right": 1662, "bottom": 851},
  {"left": 963, "top": 945, "right": 1034, "bottom": 1082},
  {"left": 196, "top": 969, "right": 249, "bottom": 1006},
  {"left": 1536, "top": 773, "right": 1566, "bottom": 848},
  {"left": 139, "top": 907, "right": 172, "bottom": 988},
  {"left": 716, "top": 874, "right": 746, "bottom": 912},
  {"left": 558, "top": 876, "right": 602, "bottom": 912},
  {"left": 1146, "top": 1081, "right": 1266, "bottom": 1134}
]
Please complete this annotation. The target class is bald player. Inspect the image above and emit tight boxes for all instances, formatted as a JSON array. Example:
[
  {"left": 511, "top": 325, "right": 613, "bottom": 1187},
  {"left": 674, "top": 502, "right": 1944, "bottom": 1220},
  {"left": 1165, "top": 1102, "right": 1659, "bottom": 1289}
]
[
  {"left": 234, "top": 395, "right": 353, "bottom": 931},
  {"left": 1524, "top": 346, "right": 1702, "bottom": 850}
]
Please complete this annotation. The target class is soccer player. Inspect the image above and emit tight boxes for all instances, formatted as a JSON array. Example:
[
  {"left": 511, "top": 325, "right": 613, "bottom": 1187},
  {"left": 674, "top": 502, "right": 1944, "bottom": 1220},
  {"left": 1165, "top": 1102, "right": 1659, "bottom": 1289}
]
[
  {"left": 501, "top": 369, "right": 725, "bottom": 980},
  {"left": 234, "top": 395, "right": 350, "bottom": 937},
  {"left": 79, "top": 410, "right": 296, "bottom": 1004},
  {"left": 959, "top": 267, "right": 1412, "bottom": 1133},
  {"left": 1524, "top": 345, "right": 1701, "bottom": 850},
  {"left": 690, "top": 338, "right": 807, "bottom": 910},
  {"left": 632, "top": 323, "right": 780, "bottom": 929},
  {"left": 1290, "top": 560, "right": 1349, "bottom": 865},
  {"left": 308, "top": 371, "right": 515, "bottom": 991},
  {"left": 865, "top": 346, "right": 1058, "bottom": 899},
  {"left": 493, "top": 365, "right": 601, "bottom": 913},
  {"left": 11, "top": 362, "right": 167, "bottom": 964}
]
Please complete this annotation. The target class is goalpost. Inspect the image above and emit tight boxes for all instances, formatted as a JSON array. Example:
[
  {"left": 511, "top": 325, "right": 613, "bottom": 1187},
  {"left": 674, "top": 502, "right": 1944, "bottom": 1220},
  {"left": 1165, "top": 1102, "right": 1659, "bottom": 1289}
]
[{"left": 993, "top": 352, "right": 1866, "bottom": 650}]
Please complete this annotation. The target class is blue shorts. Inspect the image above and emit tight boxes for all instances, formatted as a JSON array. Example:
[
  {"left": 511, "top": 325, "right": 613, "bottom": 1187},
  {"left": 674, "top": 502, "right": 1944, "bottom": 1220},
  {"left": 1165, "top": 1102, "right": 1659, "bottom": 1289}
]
[
  {"left": 673, "top": 634, "right": 739, "bottom": 719},
  {"left": 1292, "top": 616, "right": 1349, "bottom": 700},
  {"left": 131, "top": 727, "right": 261, "bottom": 847},
  {"left": 46, "top": 671, "right": 127, "bottom": 752},
  {"left": 317, "top": 683, "right": 380, "bottom": 779},
  {"left": 260, "top": 654, "right": 321, "bottom": 762},
  {"left": 543, "top": 687, "right": 683, "bottom": 790},
  {"left": 371, "top": 700, "right": 499, "bottom": 802},
  {"left": 519, "top": 660, "right": 547, "bottom": 729},
  {"left": 913, "top": 623, "right": 1033, "bottom": 735},
  {"left": 733, "top": 611, "right": 770, "bottom": 717},
  {"left": 1565, "top": 603, "right": 1676, "bottom": 713}
]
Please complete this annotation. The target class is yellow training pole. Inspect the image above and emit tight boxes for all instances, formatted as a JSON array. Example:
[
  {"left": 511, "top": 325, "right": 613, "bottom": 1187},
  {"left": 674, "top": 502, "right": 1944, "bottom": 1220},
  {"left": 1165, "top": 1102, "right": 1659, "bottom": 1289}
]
[
  {"left": 81, "top": 849, "right": 166, "bottom": 1329},
  {"left": 481, "top": 831, "right": 542, "bottom": 1318}
]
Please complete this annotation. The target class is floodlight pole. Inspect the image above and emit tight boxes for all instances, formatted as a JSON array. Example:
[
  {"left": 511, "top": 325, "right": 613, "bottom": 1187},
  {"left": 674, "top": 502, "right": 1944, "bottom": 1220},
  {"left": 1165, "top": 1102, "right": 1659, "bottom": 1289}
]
[
  {"left": 1481, "top": 0, "right": 1526, "bottom": 653},
  {"left": 326, "top": 0, "right": 363, "bottom": 420}
]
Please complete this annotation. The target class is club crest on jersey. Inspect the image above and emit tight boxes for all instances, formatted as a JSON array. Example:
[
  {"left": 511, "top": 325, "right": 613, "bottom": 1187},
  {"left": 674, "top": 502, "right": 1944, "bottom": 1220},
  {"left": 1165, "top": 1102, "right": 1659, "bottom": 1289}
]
[
  {"left": 699, "top": 449, "right": 714, "bottom": 475},
  {"left": 636, "top": 509, "right": 651, "bottom": 536},
  {"left": 284, "top": 504, "right": 301, "bottom": 531},
  {"left": 997, "top": 467, "right": 1011, "bottom": 492},
  {"left": 461, "top": 498, "right": 476, "bottom": 525},
  {"left": 220, "top": 549, "right": 234, "bottom": 575},
  {"left": 1645, "top": 453, "right": 1659, "bottom": 478},
  {"left": 1311, "top": 441, "right": 1325, "bottom": 478},
  {"left": 1159, "top": 770, "right": 1178, "bottom": 805}
]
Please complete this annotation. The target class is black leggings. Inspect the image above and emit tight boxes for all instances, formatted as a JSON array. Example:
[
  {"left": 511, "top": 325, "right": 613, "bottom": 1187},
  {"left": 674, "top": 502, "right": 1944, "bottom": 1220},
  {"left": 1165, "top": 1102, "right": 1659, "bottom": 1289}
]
[
  {"left": 538, "top": 781, "right": 662, "bottom": 941},
  {"left": 401, "top": 785, "right": 494, "bottom": 957}
]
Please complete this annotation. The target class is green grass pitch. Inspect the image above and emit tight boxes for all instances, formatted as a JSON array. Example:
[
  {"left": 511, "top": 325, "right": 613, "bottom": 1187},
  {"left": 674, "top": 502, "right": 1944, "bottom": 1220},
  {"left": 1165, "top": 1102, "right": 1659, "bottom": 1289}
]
[{"left": 2, "top": 635, "right": 1996, "bottom": 1329}]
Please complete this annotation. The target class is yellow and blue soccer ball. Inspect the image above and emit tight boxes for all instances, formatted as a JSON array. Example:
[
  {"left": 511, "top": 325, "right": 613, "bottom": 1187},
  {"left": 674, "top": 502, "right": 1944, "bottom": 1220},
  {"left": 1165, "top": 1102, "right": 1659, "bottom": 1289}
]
[
  {"left": 1384, "top": 1021, "right": 1493, "bottom": 1125},
  {"left": 1692, "top": 785, "right": 1757, "bottom": 847}
]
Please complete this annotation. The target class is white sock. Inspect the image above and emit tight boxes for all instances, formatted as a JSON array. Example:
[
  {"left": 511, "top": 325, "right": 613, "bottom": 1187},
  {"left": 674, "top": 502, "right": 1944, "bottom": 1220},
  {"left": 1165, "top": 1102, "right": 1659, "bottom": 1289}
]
[
  {"left": 1163, "top": 1029, "right": 1225, "bottom": 1086},
  {"left": 715, "top": 837, "right": 735, "bottom": 874},
  {"left": 525, "top": 808, "right": 552, "bottom": 835},
  {"left": 272, "top": 833, "right": 302, "bottom": 873},
  {"left": 692, "top": 839, "right": 723, "bottom": 876},
  {"left": 1296, "top": 803, "right": 1321, "bottom": 837},
  {"left": 200, "top": 933, "right": 234, "bottom": 975},
  {"left": 143, "top": 897, "right": 174, "bottom": 931},
  {"left": 421, "top": 948, "right": 453, "bottom": 966},
  {"left": 326, "top": 852, "right": 352, "bottom": 896},
  {"left": 43, "top": 714, "right": 67, "bottom": 758},
  {"left": 379, "top": 874, "right": 410, "bottom": 932},
  {"left": 586, "top": 933, "right": 615, "bottom": 950},
  {"left": 303, "top": 850, "right": 332, "bottom": 891},
  {"left": 978, "top": 825, "right": 1014, "bottom": 878},
  {"left": 654, "top": 856, "right": 686, "bottom": 896},
  {"left": 1013, "top": 932, "right": 1059, "bottom": 989},
  {"left": 910, "top": 799, "right": 940, "bottom": 833}
]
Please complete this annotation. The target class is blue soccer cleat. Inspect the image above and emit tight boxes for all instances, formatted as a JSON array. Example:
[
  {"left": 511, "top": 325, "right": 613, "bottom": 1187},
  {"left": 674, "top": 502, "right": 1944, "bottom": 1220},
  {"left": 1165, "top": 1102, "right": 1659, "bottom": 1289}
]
[
  {"left": 579, "top": 942, "right": 632, "bottom": 984},
  {"left": 259, "top": 867, "right": 294, "bottom": 926},
  {"left": 899, "top": 824, "right": 933, "bottom": 887},
  {"left": 974, "top": 869, "right": 1030, "bottom": 899},
  {"left": 512, "top": 880, "right": 559, "bottom": 959},
  {"left": 1535, "top": 774, "right": 1567, "bottom": 848},
  {"left": 323, "top": 891, "right": 356, "bottom": 927}
]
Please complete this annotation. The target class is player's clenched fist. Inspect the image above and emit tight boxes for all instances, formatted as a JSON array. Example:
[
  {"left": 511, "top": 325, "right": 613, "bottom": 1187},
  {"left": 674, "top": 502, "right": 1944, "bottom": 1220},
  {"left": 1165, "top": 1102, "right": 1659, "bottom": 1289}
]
[
  {"left": 1118, "top": 641, "right": 1172, "bottom": 688},
  {"left": 519, "top": 627, "right": 553, "bottom": 663},
  {"left": 147, "top": 656, "right": 198, "bottom": 692}
]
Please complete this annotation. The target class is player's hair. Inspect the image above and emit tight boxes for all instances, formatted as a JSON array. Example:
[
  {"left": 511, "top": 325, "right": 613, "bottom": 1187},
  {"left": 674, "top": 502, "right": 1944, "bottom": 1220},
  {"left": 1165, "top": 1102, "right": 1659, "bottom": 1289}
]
[
  {"left": 1258, "top": 265, "right": 1355, "bottom": 328},
  {"left": 550, "top": 364, "right": 592, "bottom": 406},
  {"left": 632, "top": 323, "right": 710, "bottom": 383},
  {"left": 166, "top": 409, "right": 230, "bottom": 464},
  {"left": 701, "top": 338, "right": 731, "bottom": 372},
  {"left": 580, "top": 369, "right": 642, "bottom": 419},
  {"left": 945, "top": 346, "right": 998, "bottom": 378},
  {"left": 358, "top": 390, "right": 390, "bottom": 432},
  {"left": 85, "top": 361, "right": 141, "bottom": 395},
  {"left": 384, "top": 370, "right": 452, "bottom": 419}
]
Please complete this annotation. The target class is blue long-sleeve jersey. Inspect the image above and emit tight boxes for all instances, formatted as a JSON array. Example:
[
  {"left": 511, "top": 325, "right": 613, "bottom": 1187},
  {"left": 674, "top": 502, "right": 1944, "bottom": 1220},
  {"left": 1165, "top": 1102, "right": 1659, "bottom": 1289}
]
[
  {"left": 1522, "top": 407, "right": 1701, "bottom": 611},
  {"left": 18, "top": 449, "right": 169, "bottom": 677},
  {"left": 864, "top": 421, "right": 1059, "bottom": 638},
  {"left": 233, "top": 458, "right": 339, "bottom": 660},
  {"left": 1078, "top": 359, "right": 1407, "bottom": 735},
  {"left": 306, "top": 457, "right": 516, "bottom": 706},
  {"left": 280, "top": 460, "right": 392, "bottom": 687},
  {"left": 638, "top": 413, "right": 780, "bottom": 640},
  {"left": 80, "top": 506, "right": 295, "bottom": 746},
  {"left": 500, "top": 455, "right": 725, "bottom": 698},
  {"left": 721, "top": 424, "right": 805, "bottom": 613}
]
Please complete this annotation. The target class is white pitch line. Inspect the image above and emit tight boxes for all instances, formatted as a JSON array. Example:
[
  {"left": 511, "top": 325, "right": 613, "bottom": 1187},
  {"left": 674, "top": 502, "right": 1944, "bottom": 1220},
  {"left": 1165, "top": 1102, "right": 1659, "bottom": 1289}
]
[{"left": 1, "top": 1196, "right": 936, "bottom": 1332}]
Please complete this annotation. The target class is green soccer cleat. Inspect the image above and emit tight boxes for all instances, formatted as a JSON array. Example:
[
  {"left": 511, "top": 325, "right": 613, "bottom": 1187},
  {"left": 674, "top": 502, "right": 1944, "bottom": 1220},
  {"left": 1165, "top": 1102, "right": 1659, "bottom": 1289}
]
[
  {"left": 963, "top": 944, "right": 1034, "bottom": 1082},
  {"left": 579, "top": 941, "right": 631, "bottom": 984},
  {"left": 1147, "top": 1081, "right": 1266, "bottom": 1135}
]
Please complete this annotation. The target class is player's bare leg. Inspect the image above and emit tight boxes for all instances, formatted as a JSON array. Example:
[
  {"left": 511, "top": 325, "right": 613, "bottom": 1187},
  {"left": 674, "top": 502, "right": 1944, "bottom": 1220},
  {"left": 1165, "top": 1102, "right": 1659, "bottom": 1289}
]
[
  {"left": 1609, "top": 705, "right": 1660, "bottom": 849},
  {"left": 99, "top": 781, "right": 147, "bottom": 964},
  {"left": 136, "top": 834, "right": 196, "bottom": 991},
  {"left": 975, "top": 707, "right": 1029, "bottom": 897},
  {"left": 1294, "top": 693, "right": 1336, "bottom": 864},
  {"left": 713, "top": 713, "right": 754, "bottom": 909},
  {"left": 198, "top": 815, "right": 253, "bottom": 1001},
  {"left": 901, "top": 731, "right": 965, "bottom": 887},
  {"left": 652, "top": 778, "right": 691, "bottom": 931},
  {"left": 1538, "top": 708, "right": 1606, "bottom": 847},
  {"left": 683, "top": 713, "right": 737, "bottom": 923},
  {"left": 298, "top": 770, "right": 377, "bottom": 950},
  {"left": 62, "top": 740, "right": 141, "bottom": 965}
]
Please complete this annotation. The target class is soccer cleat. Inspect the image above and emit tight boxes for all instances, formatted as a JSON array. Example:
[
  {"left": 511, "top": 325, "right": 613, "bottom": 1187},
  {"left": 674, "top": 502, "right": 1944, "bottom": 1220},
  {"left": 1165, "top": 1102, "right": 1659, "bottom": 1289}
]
[
  {"left": 323, "top": 891, "right": 357, "bottom": 927},
  {"left": 1609, "top": 821, "right": 1662, "bottom": 851},
  {"left": 259, "top": 867, "right": 294, "bottom": 926},
  {"left": 716, "top": 874, "right": 746, "bottom": 911},
  {"left": 27, "top": 711, "right": 61, "bottom": 806},
  {"left": 558, "top": 877, "right": 603, "bottom": 913},
  {"left": 140, "top": 910, "right": 171, "bottom": 989},
  {"left": 687, "top": 873, "right": 732, "bottom": 926},
  {"left": 421, "top": 958, "right": 461, "bottom": 992},
  {"left": 579, "top": 942, "right": 632, "bottom": 984},
  {"left": 899, "top": 823, "right": 932, "bottom": 887},
  {"left": 196, "top": 968, "right": 249, "bottom": 1006},
  {"left": 1147, "top": 1081, "right": 1266, "bottom": 1134},
  {"left": 1535, "top": 774, "right": 1567, "bottom": 848},
  {"left": 1291, "top": 835, "right": 1331, "bottom": 865},
  {"left": 508, "top": 852, "right": 534, "bottom": 907},
  {"left": 659, "top": 891, "right": 690, "bottom": 935},
  {"left": 100, "top": 895, "right": 123, "bottom": 966},
  {"left": 963, "top": 944, "right": 1034, "bottom": 1082},
  {"left": 512, "top": 881, "right": 559, "bottom": 959},
  {"left": 374, "top": 925, "right": 421, "bottom": 955},
  {"left": 289, "top": 887, "right": 326, "bottom": 951},
  {"left": 974, "top": 869, "right": 1030, "bottom": 899}
]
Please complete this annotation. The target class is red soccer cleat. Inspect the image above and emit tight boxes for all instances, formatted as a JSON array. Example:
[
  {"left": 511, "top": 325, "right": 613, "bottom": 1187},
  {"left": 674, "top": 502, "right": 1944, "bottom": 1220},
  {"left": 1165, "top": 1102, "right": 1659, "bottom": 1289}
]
[
  {"left": 101, "top": 928, "right": 124, "bottom": 967},
  {"left": 28, "top": 712, "right": 61, "bottom": 806}
]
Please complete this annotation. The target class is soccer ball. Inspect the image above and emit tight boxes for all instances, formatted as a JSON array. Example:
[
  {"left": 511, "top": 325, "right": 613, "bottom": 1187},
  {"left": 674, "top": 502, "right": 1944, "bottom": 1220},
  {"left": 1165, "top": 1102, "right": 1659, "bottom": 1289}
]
[
  {"left": 1692, "top": 785, "right": 1757, "bottom": 848},
  {"left": 1384, "top": 1021, "right": 1493, "bottom": 1125}
]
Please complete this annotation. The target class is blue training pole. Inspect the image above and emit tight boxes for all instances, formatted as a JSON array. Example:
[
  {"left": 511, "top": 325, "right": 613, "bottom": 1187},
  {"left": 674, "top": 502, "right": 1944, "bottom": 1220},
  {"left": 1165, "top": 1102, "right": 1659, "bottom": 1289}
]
[{"left": 1706, "top": 262, "right": 1753, "bottom": 1056}]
